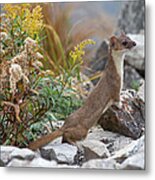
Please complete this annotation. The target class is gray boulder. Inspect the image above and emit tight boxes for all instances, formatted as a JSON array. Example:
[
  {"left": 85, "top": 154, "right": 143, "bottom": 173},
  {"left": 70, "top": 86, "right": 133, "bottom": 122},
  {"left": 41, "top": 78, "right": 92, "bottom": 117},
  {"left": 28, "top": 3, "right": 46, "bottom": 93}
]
[
  {"left": 111, "top": 135, "right": 145, "bottom": 170},
  {"left": 116, "top": 150, "right": 144, "bottom": 170},
  {"left": 0, "top": 146, "right": 19, "bottom": 164},
  {"left": 77, "top": 139, "right": 110, "bottom": 161},
  {"left": 98, "top": 89, "right": 145, "bottom": 139},
  {"left": 40, "top": 143, "right": 78, "bottom": 164},
  {"left": 110, "top": 135, "right": 144, "bottom": 160},
  {"left": 9, "top": 148, "right": 35, "bottom": 161},
  {"left": 81, "top": 135, "right": 145, "bottom": 170}
]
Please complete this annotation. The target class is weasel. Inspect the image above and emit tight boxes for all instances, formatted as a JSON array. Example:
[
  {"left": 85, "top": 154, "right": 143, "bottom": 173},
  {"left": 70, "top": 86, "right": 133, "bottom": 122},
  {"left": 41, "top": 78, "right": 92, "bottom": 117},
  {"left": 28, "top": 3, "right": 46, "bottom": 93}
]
[{"left": 28, "top": 32, "right": 136, "bottom": 150}]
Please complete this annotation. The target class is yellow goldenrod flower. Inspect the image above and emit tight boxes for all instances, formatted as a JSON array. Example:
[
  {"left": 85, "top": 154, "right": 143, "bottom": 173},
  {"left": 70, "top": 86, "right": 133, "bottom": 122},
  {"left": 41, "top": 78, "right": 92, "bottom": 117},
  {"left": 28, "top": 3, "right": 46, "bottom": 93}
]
[
  {"left": 22, "top": 5, "right": 43, "bottom": 39},
  {"left": 69, "top": 39, "right": 96, "bottom": 64},
  {"left": 3, "top": 4, "right": 43, "bottom": 39},
  {"left": 3, "top": 4, "right": 30, "bottom": 19}
]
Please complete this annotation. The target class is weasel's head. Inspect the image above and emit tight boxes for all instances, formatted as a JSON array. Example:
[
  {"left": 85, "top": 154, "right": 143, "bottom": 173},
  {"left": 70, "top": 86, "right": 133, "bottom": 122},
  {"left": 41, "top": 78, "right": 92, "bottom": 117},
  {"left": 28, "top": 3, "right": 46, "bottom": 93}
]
[{"left": 110, "top": 32, "right": 136, "bottom": 52}]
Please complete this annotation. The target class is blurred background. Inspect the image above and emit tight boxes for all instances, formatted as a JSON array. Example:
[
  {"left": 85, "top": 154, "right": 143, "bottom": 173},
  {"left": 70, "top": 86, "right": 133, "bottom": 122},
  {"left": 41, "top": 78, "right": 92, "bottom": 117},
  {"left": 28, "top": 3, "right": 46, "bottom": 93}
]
[{"left": 41, "top": 0, "right": 145, "bottom": 89}]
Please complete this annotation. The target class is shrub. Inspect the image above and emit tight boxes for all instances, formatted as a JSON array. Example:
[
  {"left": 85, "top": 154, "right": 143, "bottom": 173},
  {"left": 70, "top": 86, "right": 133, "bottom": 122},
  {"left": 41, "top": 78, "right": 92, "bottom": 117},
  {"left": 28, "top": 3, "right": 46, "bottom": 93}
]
[{"left": 0, "top": 4, "right": 96, "bottom": 147}]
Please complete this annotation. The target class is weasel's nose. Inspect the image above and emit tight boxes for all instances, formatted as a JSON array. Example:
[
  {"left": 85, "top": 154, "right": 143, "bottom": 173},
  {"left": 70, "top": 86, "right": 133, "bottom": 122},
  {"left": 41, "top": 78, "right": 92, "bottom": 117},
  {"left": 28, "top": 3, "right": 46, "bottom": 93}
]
[{"left": 133, "top": 41, "right": 136, "bottom": 46}]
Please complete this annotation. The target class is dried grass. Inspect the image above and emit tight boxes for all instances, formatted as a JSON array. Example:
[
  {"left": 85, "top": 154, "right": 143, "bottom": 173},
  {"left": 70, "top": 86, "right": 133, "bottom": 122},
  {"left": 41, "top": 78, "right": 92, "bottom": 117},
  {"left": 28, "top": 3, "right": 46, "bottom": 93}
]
[{"left": 41, "top": 2, "right": 115, "bottom": 74}]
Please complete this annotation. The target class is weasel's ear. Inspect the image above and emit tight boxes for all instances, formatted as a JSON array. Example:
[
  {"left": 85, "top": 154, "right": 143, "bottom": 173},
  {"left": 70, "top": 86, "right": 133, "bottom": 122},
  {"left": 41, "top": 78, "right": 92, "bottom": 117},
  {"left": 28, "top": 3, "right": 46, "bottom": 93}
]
[{"left": 110, "top": 36, "right": 117, "bottom": 48}]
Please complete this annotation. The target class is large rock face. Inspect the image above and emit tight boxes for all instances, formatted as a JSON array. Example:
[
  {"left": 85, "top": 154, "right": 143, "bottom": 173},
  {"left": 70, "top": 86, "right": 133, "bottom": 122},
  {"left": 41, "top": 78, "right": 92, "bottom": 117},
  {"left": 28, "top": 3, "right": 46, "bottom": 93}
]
[{"left": 117, "top": 0, "right": 145, "bottom": 34}]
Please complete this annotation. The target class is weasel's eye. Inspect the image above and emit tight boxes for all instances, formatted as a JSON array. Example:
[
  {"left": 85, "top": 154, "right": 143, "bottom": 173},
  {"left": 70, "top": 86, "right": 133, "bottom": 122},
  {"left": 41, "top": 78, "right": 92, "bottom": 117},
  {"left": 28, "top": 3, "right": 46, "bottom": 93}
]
[{"left": 122, "top": 41, "right": 128, "bottom": 46}]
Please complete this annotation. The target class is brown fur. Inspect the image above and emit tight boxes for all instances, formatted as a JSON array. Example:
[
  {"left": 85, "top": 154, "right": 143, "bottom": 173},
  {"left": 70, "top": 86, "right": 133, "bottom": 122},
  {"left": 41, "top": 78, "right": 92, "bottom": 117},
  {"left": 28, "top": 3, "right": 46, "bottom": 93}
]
[{"left": 28, "top": 33, "right": 136, "bottom": 150}]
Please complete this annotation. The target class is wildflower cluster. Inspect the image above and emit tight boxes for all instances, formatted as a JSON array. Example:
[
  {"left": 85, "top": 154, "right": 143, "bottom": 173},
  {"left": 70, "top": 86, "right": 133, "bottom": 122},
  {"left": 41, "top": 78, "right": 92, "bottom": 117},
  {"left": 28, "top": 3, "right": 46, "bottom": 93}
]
[
  {"left": 0, "top": 4, "right": 47, "bottom": 147},
  {"left": 22, "top": 6, "right": 44, "bottom": 39},
  {"left": 0, "top": 36, "right": 43, "bottom": 92},
  {"left": 2, "top": 4, "right": 43, "bottom": 40},
  {"left": 69, "top": 39, "right": 96, "bottom": 64},
  {"left": 3, "top": 4, "right": 30, "bottom": 19}
]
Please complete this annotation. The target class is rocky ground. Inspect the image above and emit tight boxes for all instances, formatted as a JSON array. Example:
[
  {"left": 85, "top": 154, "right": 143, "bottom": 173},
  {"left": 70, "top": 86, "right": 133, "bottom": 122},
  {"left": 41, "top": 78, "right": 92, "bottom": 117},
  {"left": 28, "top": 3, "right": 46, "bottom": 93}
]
[
  {"left": 0, "top": 127, "right": 145, "bottom": 169},
  {"left": 0, "top": 85, "right": 145, "bottom": 169}
]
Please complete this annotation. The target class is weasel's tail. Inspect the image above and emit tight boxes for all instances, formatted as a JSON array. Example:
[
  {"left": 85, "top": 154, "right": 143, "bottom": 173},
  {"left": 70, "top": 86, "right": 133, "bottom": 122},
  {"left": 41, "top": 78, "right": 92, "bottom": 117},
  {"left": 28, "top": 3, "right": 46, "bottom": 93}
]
[{"left": 28, "top": 129, "right": 63, "bottom": 150}]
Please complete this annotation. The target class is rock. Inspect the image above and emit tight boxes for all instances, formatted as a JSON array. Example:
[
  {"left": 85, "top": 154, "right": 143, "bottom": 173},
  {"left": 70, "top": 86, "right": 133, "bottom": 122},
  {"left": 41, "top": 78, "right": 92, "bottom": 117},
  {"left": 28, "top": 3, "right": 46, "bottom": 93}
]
[
  {"left": 77, "top": 139, "right": 110, "bottom": 160},
  {"left": 74, "top": 148, "right": 86, "bottom": 166},
  {"left": 104, "top": 135, "right": 144, "bottom": 170},
  {"left": 125, "top": 34, "right": 145, "bottom": 73},
  {"left": 2, "top": 127, "right": 145, "bottom": 169},
  {"left": 124, "top": 64, "right": 143, "bottom": 89},
  {"left": 82, "top": 158, "right": 117, "bottom": 169},
  {"left": 87, "top": 127, "right": 133, "bottom": 154},
  {"left": 7, "top": 157, "right": 57, "bottom": 168},
  {"left": 109, "top": 135, "right": 144, "bottom": 162},
  {"left": 81, "top": 136, "right": 144, "bottom": 170},
  {"left": 9, "top": 148, "right": 35, "bottom": 161},
  {"left": 117, "top": 0, "right": 145, "bottom": 34},
  {"left": 40, "top": 143, "right": 78, "bottom": 164},
  {"left": 1, "top": 126, "right": 145, "bottom": 169},
  {"left": 87, "top": 126, "right": 114, "bottom": 141},
  {"left": 116, "top": 150, "right": 144, "bottom": 170},
  {"left": 0, "top": 146, "right": 19, "bottom": 164},
  {"left": 98, "top": 89, "right": 145, "bottom": 139},
  {"left": 40, "top": 147, "right": 56, "bottom": 161}
]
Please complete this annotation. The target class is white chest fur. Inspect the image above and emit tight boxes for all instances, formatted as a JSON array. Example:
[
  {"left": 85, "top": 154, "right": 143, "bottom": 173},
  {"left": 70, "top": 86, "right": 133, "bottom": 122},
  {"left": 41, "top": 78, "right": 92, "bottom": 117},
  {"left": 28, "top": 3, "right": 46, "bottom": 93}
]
[{"left": 111, "top": 50, "right": 126, "bottom": 90}]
